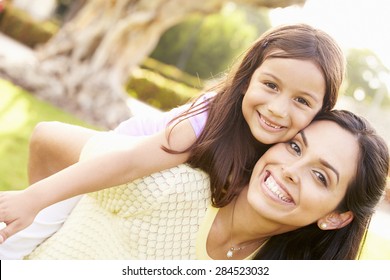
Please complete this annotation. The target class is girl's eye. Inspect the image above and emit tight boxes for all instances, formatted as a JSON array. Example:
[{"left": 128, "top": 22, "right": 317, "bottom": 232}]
[
  {"left": 265, "top": 82, "right": 278, "bottom": 91},
  {"left": 288, "top": 141, "right": 301, "bottom": 156},
  {"left": 295, "top": 97, "right": 310, "bottom": 107},
  {"left": 314, "top": 171, "right": 328, "bottom": 187}
]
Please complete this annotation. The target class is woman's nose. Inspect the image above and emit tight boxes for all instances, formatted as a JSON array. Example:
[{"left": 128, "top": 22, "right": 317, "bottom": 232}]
[{"left": 282, "top": 164, "right": 300, "bottom": 184}]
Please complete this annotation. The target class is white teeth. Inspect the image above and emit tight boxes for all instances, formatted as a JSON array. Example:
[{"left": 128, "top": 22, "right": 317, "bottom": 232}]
[
  {"left": 264, "top": 119, "right": 282, "bottom": 129},
  {"left": 261, "top": 115, "right": 282, "bottom": 129},
  {"left": 265, "top": 175, "right": 292, "bottom": 203}
]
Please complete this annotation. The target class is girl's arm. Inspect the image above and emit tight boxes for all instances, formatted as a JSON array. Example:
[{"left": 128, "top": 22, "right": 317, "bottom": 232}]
[{"left": 0, "top": 119, "right": 196, "bottom": 243}]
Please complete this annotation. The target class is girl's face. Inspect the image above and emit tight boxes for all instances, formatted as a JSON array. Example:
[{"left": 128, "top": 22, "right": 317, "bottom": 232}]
[
  {"left": 242, "top": 57, "right": 326, "bottom": 144},
  {"left": 247, "top": 120, "right": 359, "bottom": 227}
]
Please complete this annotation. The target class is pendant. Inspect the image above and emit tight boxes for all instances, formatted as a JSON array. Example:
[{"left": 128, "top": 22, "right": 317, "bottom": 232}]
[{"left": 226, "top": 248, "right": 234, "bottom": 258}]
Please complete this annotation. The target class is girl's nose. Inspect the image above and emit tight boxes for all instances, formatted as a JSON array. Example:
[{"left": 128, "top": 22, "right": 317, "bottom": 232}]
[{"left": 267, "top": 95, "right": 289, "bottom": 118}]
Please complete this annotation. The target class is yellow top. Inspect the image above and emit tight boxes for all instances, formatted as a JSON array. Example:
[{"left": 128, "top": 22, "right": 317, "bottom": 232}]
[{"left": 196, "top": 206, "right": 262, "bottom": 260}]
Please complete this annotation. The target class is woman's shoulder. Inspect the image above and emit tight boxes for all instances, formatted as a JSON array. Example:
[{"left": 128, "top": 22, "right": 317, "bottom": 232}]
[{"left": 89, "top": 164, "right": 210, "bottom": 215}]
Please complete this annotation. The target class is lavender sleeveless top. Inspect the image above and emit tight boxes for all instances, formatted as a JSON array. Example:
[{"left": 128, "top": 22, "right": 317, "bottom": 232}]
[{"left": 114, "top": 92, "right": 214, "bottom": 137}]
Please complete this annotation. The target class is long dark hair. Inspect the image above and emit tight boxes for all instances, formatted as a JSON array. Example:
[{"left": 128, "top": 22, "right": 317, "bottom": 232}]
[
  {"left": 253, "top": 110, "right": 389, "bottom": 259},
  {"left": 168, "top": 24, "right": 345, "bottom": 207}
]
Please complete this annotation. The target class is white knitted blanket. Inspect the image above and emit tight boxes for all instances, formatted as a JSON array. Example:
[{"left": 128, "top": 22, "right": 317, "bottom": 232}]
[
  {"left": 26, "top": 135, "right": 211, "bottom": 259},
  {"left": 28, "top": 165, "right": 209, "bottom": 260}
]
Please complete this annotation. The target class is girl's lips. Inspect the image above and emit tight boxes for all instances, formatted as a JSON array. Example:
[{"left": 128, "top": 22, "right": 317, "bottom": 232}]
[
  {"left": 257, "top": 112, "right": 286, "bottom": 132},
  {"left": 263, "top": 171, "right": 295, "bottom": 205}
]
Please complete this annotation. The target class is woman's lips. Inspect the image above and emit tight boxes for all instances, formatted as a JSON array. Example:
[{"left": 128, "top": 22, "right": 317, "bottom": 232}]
[{"left": 264, "top": 171, "right": 295, "bottom": 204}]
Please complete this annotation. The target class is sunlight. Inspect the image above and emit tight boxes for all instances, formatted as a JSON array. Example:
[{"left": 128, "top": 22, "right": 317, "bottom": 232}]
[
  {"left": 0, "top": 82, "right": 30, "bottom": 133},
  {"left": 269, "top": 0, "right": 390, "bottom": 71}
]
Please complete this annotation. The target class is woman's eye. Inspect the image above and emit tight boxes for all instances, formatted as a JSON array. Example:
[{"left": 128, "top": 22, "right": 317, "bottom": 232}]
[
  {"left": 265, "top": 82, "right": 278, "bottom": 91},
  {"left": 295, "top": 97, "right": 310, "bottom": 107},
  {"left": 314, "top": 171, "right": 328, "bottom": 187},
  {"left": 289, "top": 141, "right": 301, "bottom": 156}
]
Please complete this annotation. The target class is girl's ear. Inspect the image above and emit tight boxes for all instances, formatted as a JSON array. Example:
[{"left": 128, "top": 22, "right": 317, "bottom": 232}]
[{"left": 317, "top": 211, "right": 354, "bottom": 230}]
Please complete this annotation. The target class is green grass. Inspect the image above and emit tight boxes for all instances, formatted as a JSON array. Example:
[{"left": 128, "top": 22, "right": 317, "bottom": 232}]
[{"left": 0, "top": 79, "right": 94, "bottom": 191}]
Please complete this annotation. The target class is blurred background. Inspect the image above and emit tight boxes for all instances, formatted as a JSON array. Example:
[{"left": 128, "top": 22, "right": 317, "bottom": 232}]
[{"left": 0, "top": 0, "right": 389, "bottom": 258}]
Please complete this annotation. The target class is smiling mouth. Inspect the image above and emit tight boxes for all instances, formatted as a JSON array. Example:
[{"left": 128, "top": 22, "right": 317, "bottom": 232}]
[
  {"left": 258, "top": 113, "right": 286, "bottom": 130},
  {"left": 264, "top": 172, "right": 294, "bottom": 204}
]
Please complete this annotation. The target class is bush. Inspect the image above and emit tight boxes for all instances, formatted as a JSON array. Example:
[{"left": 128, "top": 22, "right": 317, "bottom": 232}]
[
  {"left": 150, "top": 6, "right": 269, "bottom": 79},
  {"left": 142, "top": 58, "right": 203, "bottom": 89},
  {"left": 0, "top": 4, "right": 58, "bottom": 48},
  {"left": 126, "top": 68, "right": 200, "bottom": 111}
]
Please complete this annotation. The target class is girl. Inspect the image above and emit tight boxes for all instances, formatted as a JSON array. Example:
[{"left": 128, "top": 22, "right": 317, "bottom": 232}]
[
  {"left": 23, "top": 110, "right": 390, "bottom": 259},
  {"left": 0, "top": 23, "right": 345, "bottom": 251}
]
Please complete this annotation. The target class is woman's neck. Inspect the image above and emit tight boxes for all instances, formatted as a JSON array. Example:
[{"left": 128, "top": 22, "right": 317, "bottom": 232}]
[
  {"left": 206, "top": 187, "right": 279, "bottom": 259},
  {"left": 230, "top": 188, "right": 276, "bottom": 243}
]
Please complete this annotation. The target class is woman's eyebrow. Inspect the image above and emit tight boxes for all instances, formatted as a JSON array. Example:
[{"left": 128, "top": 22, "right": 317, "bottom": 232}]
[
  {"left": 299, "top": 131, "right": 340, "bottom": 184},
  {"left": 320, "top": 159, "right": 340, "bottom": 184},
  {"left": 299, "top": 130, "right": 308, "bottom": 146}
]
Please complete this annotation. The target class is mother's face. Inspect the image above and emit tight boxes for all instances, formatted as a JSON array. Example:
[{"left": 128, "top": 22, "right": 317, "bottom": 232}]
[{"left": 247, "top": 120, "right": 359, "bottom": 227}]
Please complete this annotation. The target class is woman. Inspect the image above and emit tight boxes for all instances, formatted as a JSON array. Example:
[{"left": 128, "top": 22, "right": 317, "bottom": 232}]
[{"left": 22, "top": 110, "right": 389, "bottom": 260}]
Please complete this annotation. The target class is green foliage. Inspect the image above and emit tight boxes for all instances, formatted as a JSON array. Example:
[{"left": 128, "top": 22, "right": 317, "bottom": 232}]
[
  {"left": 151, "top": 5, "right": 270, "bottom": 80},
  {"left": 0, "top": 4, "right": 58, "bottom": 48},
  {"left": 344, "top": 48, "right": 390, "bottom": 107},
  {"left": 0, "top": 79, "right": 94, "bottom": 191},
  {"left": 126, "top": 68, "right": 200, "bottom": 111}
]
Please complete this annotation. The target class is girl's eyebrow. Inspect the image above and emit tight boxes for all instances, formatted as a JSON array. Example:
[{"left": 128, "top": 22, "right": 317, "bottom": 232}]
[
  {"left": 261, "top": 72, "right": 280, "bottom": 82},
  {"left": 261, "top": 72, "right": 321, "bottom": 103},
  {"left": 299, "top": 131, "right": 340, "bottom": 184}
]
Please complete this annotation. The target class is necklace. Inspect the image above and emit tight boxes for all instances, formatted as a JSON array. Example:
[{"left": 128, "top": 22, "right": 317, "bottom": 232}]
[{"left": 226, "top": 198, "right": 261, "bottom": 259}]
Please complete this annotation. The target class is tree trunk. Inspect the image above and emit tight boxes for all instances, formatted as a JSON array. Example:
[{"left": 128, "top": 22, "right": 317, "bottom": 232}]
[{"left": 1, "top": 0, "right": 305, "bottom": 128}]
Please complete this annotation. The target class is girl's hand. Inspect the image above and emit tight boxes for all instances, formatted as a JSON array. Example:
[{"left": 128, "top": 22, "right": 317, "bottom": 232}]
[{"left": 0, "top": 190, "right": 39, "bottom": 243}]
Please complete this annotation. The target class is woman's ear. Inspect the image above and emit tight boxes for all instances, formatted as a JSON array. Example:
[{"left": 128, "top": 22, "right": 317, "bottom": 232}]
[{"left": 317, "top": 211, "right": 354, "bottom": 230}]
